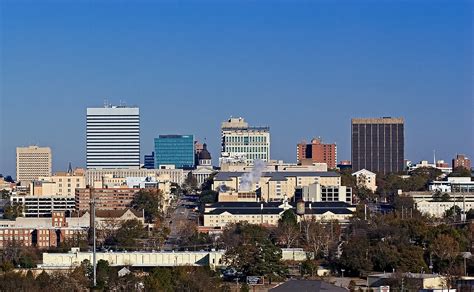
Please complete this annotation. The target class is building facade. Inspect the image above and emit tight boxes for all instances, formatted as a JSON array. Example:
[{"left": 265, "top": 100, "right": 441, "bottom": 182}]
[
  {"left": 351, "top": 117, "right": 404, "bottom": 174},
  {"left": 86, "top": 105, "right": 140, "bottom": 169},
  {"left": 10, "top": 195, "right": 76, "bottom": 217},
  {"left": 144, "top": 152, "right": 155, "bottom": 169},
  {"left": 75, "top": 187, "right": 140, "bottom": 212},
  {"left": 220, "top": 117, "right": 270, "bottom": 165},
  {"left": 352, "top": 169, "right": 377, "bottom": 192},
  {"left": 453, "top": 154, "right": 471, "bottom": 170},
  {"left": 0, "top": 212, "right": 86, "bottom": 249},
  {"left": 154, "top": 135, "right": 195, "bottom": 169},
  {"left": 297, "top": 138, "right": 337, "bottom": 169},
  {"left": 213, "top": 171, "right": 342, "bottom": 202},
  {"left": 203, "top": 201, "right": 355, "bottom": 229},
  {"left": 35, "top": 171, "right": 86, "bottom": 197},
  {"left": 85, "top": 168, "right": 185, "bottom": 185},
  {"left": 16, "top": 146, "right": 52, "bottom": 184}
]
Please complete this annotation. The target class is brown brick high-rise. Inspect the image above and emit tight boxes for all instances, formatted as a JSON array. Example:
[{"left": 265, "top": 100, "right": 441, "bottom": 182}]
[
  {"left": 351, "top": 117, "right": 404, "bottom": 174},
  {"left": 297, "top": 138, "right": 337, "bottom": 169}
]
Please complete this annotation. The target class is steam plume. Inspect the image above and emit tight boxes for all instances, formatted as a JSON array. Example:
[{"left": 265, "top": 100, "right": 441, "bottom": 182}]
[{"left": 239, "top": 160, "right": 266, "bottom": 192}]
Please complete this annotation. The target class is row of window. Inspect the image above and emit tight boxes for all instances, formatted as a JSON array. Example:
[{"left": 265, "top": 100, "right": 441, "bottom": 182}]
[{"left": 224, "top": 136, "right": 268, "bottom": 143}]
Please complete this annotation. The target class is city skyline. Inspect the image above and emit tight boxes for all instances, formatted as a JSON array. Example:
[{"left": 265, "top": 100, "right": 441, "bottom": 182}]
[{"left": 1, "top": 1, "right": 473, "bottom": 176}]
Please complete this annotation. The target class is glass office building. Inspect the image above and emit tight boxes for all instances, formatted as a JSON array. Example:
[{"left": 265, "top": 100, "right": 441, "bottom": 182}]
[{"left": 154, "top": 135, "right": 195, "bottom": 169}]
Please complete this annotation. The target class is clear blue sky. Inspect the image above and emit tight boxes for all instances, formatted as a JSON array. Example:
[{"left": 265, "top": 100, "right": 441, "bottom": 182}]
[{"left": 1, "top": 0, "right": 473, "bottom": 177}]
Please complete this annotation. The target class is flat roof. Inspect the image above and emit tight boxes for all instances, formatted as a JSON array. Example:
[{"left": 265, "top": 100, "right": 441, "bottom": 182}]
[{"left": 214, "top": 171, "right": 340, "bottom": 181}]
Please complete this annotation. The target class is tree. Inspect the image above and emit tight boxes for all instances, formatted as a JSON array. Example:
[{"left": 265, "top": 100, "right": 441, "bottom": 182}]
[
  {"left": 0, "top": 189, "right": 10, "bottom": 199},
  {"left": 275, "top": 210, "right": 299, "bottom": 248},
  {"left": 339, "top": 235, "right": 372, "bottom": 276},
  {"left": 444, "top": 205, "right": 461, "bottom": 221},
  {"left": 96, "top": 259, "right": 111, "bottom": 289},
  {"left": 279, "top": 209, "right": 297, "bottom": 226},
  {"left": 3, "top": 202, "right": 23, "bottom": 219},
  {"left": 182, "top": 172, "right": 198, "bottom": 194},
  {"left": 200, "top": 190, "right": 218, "bottom": 205},
  {"left": 145, "top": 267, "right": 222, "bottom": 292},
  {"left": 103, "top": 219, "right": 147, "bottom": 249},
  {"left": 130, "top": 189, "right": 164, "bottom": 223},
  {"left": 112, "top": 219, "right": 146, "bottom": 249},
  {"left": 301, "top": 219, "right": 330, "bottom": 258},
  {"left": 4, "top": 175, "right": 14, "bottom": 183},
  {"left": 201, "top": 172, "right": 217, "bottom": 191},
  {"left": 430, "top": 234, "right": 460, "bottom": 273},
  {"left": 449, "top": 167, "right": 471, "bottom": 177},
  {"left": 223, "top": 223, "right": 287, "bottom": 278}
]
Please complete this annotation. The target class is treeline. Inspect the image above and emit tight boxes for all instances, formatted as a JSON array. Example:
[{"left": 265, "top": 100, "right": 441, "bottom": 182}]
[{"left": 0, "top": 261, "right": 227, "bottom": 292}]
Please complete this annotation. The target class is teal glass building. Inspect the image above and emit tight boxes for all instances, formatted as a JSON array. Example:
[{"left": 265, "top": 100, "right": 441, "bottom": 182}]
[{"left": 154, "top": 135, "right": 195, "bottom": 169}]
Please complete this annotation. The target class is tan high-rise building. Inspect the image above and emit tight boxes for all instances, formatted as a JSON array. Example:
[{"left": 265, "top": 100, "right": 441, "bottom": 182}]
[{"left": 16, "top": 146, "right": 52, "bottom": 183}]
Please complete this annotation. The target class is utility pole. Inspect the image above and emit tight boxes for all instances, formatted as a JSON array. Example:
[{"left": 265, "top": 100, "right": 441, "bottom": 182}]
[{"left": 91, "top": 195, "right": 97, "bottom": 287}]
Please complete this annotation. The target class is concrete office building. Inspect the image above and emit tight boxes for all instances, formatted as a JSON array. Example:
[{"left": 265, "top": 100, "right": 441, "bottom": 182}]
[
  {"left": 351, "top": 117, "right": 404, "bottom": 174},
  {"left": 16, "top": 146, "right": 52, "bottom": 184},
  {"left": 154, "top": 135, "right": 195, "bottom": 169},
  {"left": 86, "top": 105, "right": 140, "bottom": 169},
  {"left": 220, "top": 117, "right": 270, "bottom": 165},
  {"left": 297, "top": 138, "right": 337, "bottom": 169}
]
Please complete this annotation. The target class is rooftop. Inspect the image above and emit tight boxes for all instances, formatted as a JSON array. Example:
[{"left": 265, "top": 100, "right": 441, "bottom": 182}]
[{"left": 214, "top": 171, "right": 340, "bottom": 181}]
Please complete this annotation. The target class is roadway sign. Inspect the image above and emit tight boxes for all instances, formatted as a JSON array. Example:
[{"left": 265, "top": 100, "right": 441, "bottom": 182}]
[{"left": 246, "top": 276, "right": 264, "bottom": 285}]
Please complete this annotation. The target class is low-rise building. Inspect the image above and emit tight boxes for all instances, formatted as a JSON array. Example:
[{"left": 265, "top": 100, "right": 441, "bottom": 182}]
[
  {"left": 405, "top": 191, "right": 474, "bottom": 217},
  {"left": 213, "top": 171, "right": 341, "bottom": 202},
  {"left": 202, "top": 201, "right": 355, "bottom": 230},
  {"left": 429, "top": 177, "right": 474, "bottom": 193},
  {"left": 85, "top": 168, "right": 185, "bottom": 185},
  {"left": 39, "top": 248, "right": 306, "bottom": 270},
  {"left": 352, "top": 169, "right": 377, "bottom": 192},
  {"left": 368, "top": 273, "right": 447, "bottom": 290},
  {"left": 10, "top": 195, "right": 75, "bottom": 217},
  {"left": 0, "top": 209, "right": 144, "bottom": 230},
  {"left": 407, "top": 160, "right": 452, "bottom": 175},
  {"left": 75, "top": 187, "right": 140, "bottom": 212},
  {"left": 0, "top": 212, "right": 86, "bottom": 249}
]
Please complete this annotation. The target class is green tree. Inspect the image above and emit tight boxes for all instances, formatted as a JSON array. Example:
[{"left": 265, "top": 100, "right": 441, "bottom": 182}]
[
  {"left": 449, "top": 166, "right": 471, "bottom": 177},
  {"left": 130, "top": 189, "right": 164, "bottom": 223},
  {"left": 3, "top": 202, "right": 23, "bottom": 219},
  {"left": 96, "top": 259, "right": 111, "bottom": 289},
  {"left": 279, "top": 209, "right": 297, "bottom": 226},
  {"left": 113, "top": 219, "right": 146, "bottom": 249},
  {"left": 339, "top": 235, "right": 372, "bottom": 276},
  {"left": 444, "top": 205, "right": 461, "bottom": 221}
]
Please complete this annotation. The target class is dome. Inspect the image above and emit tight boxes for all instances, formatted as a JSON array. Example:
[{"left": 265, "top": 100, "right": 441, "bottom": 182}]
[{"left": 198, "top": 143, "right": 212, "bottom": 160}]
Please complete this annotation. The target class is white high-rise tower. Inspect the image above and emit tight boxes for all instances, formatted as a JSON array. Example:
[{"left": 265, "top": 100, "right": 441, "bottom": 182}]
[{"left": 86, "top": 105, "right": 140, "bottom": 169}]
